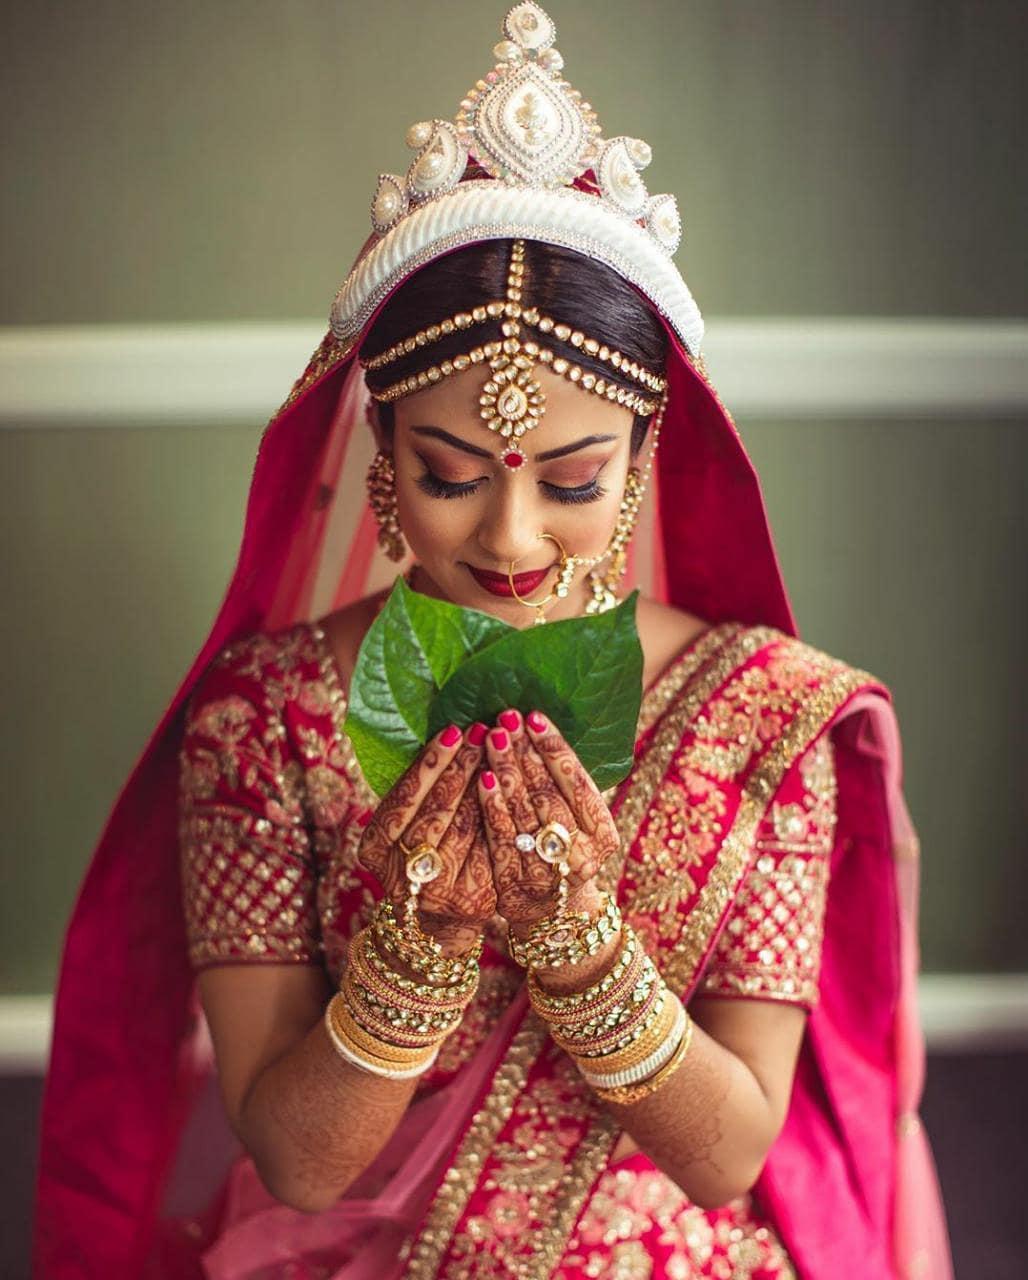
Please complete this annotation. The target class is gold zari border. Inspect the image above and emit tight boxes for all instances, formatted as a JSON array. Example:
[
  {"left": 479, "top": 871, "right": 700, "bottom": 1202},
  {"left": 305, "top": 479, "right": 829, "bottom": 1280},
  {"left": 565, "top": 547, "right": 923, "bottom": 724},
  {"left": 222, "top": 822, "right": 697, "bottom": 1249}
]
[
  {"left": 533, "top": 662, "right": 873, "bottom": 1278},
  {"left": 275, "top": 331, "right": 356, "bottom": 417}
]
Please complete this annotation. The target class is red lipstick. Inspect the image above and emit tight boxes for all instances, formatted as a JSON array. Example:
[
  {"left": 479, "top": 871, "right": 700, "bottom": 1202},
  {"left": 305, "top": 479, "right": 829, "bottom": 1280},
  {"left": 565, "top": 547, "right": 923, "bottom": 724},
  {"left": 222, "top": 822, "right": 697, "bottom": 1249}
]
[{"left": 466, "top": 563, "right": 555, "bottom": 597}]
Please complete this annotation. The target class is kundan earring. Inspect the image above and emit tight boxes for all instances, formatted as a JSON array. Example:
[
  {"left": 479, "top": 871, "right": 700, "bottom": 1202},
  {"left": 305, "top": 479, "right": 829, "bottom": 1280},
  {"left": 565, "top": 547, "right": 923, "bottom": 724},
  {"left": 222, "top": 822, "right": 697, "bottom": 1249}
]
[
  {"left": 585, "top": 389, "right": 667, "bottom": 613},
  {"left": 366, "top": 450, "right": 406, "bottom": 562},
  {"left": 585, "top": 467, "right": 643, "bottom": 612}
]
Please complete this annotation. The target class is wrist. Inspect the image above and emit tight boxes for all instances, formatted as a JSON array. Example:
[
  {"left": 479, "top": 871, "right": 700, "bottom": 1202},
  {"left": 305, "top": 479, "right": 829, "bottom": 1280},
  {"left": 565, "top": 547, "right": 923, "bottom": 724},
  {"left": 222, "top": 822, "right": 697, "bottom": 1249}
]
[
  {"left": 531, "top": 927, "right": 623, "bottom": 996},
  {"left": 371, "top": 912, "right": 483, "bottom": 983},
  {"left": 508, "top": 882, "right": 606, "bottom": 941}
]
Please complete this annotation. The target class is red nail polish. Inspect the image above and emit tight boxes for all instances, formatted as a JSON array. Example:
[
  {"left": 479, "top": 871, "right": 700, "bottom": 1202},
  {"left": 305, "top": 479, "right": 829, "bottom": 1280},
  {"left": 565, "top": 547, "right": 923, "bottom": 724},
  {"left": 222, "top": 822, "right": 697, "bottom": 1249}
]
[
  {"left": 467, "top": 722, "right": 488, "bottom": 746},
  {"left": 440, "top": 724, "right": 462, "bottom": 748},
  {"left": 499, "top": 709, "right": 521, "bottom": 732},
  {"left": 527, "top": 711, "right": 547, "bottom": 733},
  {"left": 481, "top": 770, "right": 497, "bottom": 791},
  {"left": 490, "top": 729, "right": 509, "bottom": 751}
]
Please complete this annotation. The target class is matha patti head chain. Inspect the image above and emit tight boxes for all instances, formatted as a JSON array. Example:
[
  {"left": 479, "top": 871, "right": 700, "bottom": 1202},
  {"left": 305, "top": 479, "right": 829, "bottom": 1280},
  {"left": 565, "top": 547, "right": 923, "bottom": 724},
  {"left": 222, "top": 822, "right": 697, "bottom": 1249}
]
[{"left": 355, "top": 2, "right": 683, "bottom": 614}]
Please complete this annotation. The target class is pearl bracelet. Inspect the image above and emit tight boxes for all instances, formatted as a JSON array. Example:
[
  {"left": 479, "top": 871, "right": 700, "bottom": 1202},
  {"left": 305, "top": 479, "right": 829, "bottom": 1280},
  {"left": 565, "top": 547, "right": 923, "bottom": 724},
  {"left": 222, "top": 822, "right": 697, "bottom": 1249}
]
[
  {"left": 579, "top": 998, "right": 688, "bottom": 1090},
  {"left": 324, "top": 1002, "right": 441, "bottom": 1080}
]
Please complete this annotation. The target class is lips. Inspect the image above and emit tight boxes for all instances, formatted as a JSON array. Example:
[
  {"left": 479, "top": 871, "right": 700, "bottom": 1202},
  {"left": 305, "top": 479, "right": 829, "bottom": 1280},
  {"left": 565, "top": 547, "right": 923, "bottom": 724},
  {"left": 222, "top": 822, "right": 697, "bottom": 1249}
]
[{"left": 466, "top": 563, "right": 555, "bottom": 597}]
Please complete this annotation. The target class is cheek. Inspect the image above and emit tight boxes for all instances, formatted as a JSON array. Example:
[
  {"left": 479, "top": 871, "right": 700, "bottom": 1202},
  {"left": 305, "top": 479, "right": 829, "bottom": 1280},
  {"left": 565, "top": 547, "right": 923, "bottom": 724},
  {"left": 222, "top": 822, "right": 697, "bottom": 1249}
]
[
  {"left": 558, "top": 466, "right": 629, "bottom": 552},
  {"left": 567, "top": 491, "right": 623, "bottom": 556}
]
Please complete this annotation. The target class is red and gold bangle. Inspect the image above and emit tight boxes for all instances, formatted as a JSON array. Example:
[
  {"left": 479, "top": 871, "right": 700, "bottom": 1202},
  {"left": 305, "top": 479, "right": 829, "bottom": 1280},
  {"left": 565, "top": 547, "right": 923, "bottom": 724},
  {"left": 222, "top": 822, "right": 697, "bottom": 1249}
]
[
  {"left": 528, "top": 927, "right": 645, "bottom": 1026},
  {"left": 569, "top": 990, "right": 680, "bottom": 1075},
  {"left": 349, "top": 932, "right": 476, "bottom": 1020},
  {"left": 326, "top": 994, "right": 440, "bottom": 1067},
  {"left": 553, "top": 972, "right": 665, "bottom": 1060},
  {"left": 356, "top": 927, "right": 480, "bottom": 1004},
  {"left": 340, "top": 970, "right": 461, "bottom": 1046},
  {"left": 539, "top": 947, "right": 658, "bottom": 1044}
]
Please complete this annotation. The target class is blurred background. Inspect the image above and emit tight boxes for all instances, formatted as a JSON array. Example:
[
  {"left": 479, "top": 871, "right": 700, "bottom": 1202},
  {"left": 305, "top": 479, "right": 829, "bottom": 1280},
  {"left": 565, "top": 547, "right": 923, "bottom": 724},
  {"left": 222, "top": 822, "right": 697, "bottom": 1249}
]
[{"left": 1, "top": 1, "right": 1025, "bottom": 1275}]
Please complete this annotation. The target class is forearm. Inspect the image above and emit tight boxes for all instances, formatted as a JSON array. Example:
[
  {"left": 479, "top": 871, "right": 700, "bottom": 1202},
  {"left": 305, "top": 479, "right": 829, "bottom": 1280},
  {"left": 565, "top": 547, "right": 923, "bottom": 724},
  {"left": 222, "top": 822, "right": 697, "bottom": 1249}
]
[
  {"left": 599, "top": 1014, "right": 777, "bottom": 1208},
  {"left": 237, "top": 1008, "right": 420, "bottom": 1213},
  {"left": 234, "top": 927, "right": 478, "bottom": 1213},
  {"left": 533, "top": 931, "right": 778, "bottom": 1209}
]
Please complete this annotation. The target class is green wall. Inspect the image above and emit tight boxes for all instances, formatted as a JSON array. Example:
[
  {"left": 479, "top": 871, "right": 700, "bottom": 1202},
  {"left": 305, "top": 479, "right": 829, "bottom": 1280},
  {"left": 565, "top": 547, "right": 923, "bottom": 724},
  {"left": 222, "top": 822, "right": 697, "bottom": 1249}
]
[
  {"left": 2, "top": 1, "right": 1023, "bottom": 325},
  {"left": 2, "top": 1, "right": 1025, "bottom": 992}
]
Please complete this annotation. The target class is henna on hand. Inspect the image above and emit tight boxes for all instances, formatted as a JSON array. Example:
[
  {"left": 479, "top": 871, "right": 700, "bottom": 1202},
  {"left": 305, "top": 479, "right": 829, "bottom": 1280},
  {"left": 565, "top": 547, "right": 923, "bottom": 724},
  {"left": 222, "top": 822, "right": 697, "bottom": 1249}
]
[
  {"left": 525, "top": 713, "right": 620, "bottom": 865},
  {"left": 357, "top": 725, "right": 499, "bottom": 944},
  {"left": 481, "top": 713, "right": 616, "bottom": 928}
]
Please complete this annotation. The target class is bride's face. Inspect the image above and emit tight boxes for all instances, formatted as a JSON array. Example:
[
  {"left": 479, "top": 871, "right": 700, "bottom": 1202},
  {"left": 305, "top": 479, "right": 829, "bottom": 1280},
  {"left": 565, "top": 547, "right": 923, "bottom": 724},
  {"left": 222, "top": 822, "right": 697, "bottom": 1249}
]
[{"left": 385, "top": 364, "right": 635, "bottom": 627}]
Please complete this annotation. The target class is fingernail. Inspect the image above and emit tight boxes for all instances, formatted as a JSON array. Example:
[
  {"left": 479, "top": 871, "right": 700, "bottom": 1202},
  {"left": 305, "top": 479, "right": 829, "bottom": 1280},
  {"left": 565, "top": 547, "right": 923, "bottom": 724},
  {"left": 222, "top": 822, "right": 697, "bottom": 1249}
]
[
  {"left": 481, "top": 770, "right": 497, "bottom": 791},
  {"left": 467, "top": 722, "right": 488, "bottom": 746},
  {"left": 490, "top": 729, "right": 509, "bottom": 751},
  {"left": 440, "top": 725, "right": 462, "bottom": 748},
  {"left": 526, "top": 711, "right": 547, "bottom": 733},
  {"left": 499, "top": 709, "right": 521, "bottom": 732}
]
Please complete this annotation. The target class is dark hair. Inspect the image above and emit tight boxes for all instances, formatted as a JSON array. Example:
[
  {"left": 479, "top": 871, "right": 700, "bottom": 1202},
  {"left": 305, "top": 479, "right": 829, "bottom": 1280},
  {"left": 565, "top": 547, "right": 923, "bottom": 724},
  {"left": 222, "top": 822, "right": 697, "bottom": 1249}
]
[{"left": 362, "top": 239, "right": 668, "bottom": 457}]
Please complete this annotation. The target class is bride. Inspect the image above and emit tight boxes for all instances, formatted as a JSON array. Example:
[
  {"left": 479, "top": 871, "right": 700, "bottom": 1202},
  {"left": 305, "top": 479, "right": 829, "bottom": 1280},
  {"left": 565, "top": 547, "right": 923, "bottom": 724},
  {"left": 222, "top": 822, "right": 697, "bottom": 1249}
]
[{"left": 34, "top": 6, "right": 951, "bottom": 1278}]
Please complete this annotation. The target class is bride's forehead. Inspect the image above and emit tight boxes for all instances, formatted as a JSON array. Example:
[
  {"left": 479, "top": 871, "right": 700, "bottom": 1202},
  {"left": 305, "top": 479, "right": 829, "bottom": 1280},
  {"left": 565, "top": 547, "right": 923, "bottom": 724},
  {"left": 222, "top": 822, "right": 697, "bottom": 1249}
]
[{"left": 394, "top": 365, "right": 633, "bottom": 443}]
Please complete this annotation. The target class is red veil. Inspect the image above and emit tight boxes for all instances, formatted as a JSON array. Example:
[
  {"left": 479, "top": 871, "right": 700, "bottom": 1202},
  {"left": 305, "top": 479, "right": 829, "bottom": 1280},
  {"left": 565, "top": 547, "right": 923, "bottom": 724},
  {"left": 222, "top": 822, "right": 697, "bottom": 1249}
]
[{"left": 32, "top": 224, "right": 951, "bottom": 1277}]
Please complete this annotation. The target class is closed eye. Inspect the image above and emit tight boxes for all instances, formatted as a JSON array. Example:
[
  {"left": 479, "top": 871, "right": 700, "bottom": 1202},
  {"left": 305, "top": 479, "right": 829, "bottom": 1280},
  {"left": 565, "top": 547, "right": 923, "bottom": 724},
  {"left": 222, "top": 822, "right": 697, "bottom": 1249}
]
[{"left": 416, "top": 469, "right": 608, "bottom": 504}]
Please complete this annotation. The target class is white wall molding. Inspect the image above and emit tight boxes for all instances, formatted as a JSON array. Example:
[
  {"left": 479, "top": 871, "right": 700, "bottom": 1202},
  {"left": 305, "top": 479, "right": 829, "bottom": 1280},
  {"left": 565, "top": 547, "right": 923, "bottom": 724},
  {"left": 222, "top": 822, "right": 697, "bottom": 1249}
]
[
  {"left": 3, "top": 974, "right": 1027, "bottom": 1073},
  {"left": 0, "top": 319, "right": 1025, "bottom": 427}
]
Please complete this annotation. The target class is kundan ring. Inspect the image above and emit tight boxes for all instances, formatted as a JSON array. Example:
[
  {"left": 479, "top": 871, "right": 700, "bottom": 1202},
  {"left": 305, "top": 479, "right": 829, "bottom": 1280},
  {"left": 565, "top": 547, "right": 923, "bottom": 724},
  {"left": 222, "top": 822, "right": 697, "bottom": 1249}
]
[
  {"left": 403, "top": 841, "right": 444, "bottom": 887},
  {"left": 534, "top": 821, "right": 577, "bottom": 864},
  {"left": 533, "top": 821, "right": 577, "bottom": 919},
  {"left": 399, "top": 841, "right": 445, "bottom": 942}
]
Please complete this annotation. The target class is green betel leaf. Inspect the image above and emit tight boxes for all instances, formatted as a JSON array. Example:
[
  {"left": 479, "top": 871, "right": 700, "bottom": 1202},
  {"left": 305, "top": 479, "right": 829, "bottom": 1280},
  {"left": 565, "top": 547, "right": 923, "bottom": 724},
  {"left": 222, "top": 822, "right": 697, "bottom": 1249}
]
[
  {"left": 428, "top": 593, "right": 642, "bottom": 791},
  {"left": 343, "top": 576, "right": 510, "bottom": 795},
  {"left": 344, "top": 577, "right": 643, "bottom": 796}
]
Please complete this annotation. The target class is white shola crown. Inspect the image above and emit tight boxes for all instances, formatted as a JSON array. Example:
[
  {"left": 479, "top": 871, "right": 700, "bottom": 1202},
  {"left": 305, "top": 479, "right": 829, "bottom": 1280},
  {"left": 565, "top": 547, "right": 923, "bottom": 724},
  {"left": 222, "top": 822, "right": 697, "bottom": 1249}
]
[{"left": 331, "top": 2, "right": 703, "bottom": 357}]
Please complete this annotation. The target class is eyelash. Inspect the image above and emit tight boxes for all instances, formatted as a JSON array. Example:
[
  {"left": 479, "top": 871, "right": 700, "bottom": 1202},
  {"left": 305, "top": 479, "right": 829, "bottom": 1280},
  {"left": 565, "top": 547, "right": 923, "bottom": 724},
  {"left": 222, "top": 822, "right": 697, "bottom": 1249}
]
[{"left": 416, "top": 469, "right": 608, "bottom": 505}]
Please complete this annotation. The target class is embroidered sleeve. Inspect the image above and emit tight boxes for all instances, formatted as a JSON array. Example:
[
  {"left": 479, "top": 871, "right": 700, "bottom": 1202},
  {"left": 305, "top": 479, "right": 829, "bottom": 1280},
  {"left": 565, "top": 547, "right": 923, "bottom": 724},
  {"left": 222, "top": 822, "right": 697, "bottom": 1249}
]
[
  {"left": 697, "top": 733, "right": 837, "bottom": 1008},
  {"left": 178, "top": 636, "right": 321, "bottom": 971}
]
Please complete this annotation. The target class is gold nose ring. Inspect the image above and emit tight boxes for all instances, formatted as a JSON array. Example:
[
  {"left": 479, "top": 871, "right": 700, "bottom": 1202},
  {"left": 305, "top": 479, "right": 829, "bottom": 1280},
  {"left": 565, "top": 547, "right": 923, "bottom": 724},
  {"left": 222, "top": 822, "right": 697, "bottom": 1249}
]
[{"left": 508, "top": 533, "right": 580, "bottom": 623}]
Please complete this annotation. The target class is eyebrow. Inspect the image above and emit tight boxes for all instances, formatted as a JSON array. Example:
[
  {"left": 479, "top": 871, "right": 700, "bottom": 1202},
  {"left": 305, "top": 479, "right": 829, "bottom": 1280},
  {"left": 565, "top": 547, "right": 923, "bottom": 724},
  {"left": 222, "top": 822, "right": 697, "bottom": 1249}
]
[{"left": 410, "top": 426, "right": 619, "bottom": 462}]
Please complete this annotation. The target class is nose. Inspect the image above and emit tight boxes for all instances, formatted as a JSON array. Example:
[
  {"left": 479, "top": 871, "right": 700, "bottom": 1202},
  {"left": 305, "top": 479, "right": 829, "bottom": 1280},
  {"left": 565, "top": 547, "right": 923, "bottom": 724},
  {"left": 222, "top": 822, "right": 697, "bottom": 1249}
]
[{"left": 474, "top": 476, "right": 543, "bottom": 568}]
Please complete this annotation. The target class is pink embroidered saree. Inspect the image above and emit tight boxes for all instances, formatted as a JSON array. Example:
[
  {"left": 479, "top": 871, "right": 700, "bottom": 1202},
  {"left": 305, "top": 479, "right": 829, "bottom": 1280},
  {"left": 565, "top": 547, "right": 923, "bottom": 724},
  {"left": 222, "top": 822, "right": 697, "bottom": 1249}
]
[{"left": 30, "top": 192, "right": 947, "bottom": 1280}]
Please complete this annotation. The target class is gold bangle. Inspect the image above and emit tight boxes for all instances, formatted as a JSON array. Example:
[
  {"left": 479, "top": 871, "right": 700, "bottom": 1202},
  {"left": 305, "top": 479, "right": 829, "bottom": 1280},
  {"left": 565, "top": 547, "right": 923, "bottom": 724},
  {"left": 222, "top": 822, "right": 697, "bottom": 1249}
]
[
  {"left": 339, "top": 972, "right": 460, "bottom": 1045},
  {"left": 508, "top": 894, "right": 622, "bottom": 970},
  {"left": 549, "top": 958, "right": 663, "bottom": 1053},
  {"left": 527, "top": 925, "right": 642, "bottom": 1022},
  {"left": 569, "top": 991, "right": 679, "bottom": 1075},
  {"left": 356, "top": 928, "right": 479, "bottom": 1005},
  {"left": 330, "top": 993, "right": 433, "bottom": 1061},
  {"left": 541, "top": 950, "right": 659, "bottom": 1048},
  {"left": 349, "top": 933, "right": 477, "bottom": 1019},
  {"left": 592, "top": 1011, "right": 695, "bottom": 1106},
  {"left": 327, "top": 994, "right": 441, "bottom": 1067}
]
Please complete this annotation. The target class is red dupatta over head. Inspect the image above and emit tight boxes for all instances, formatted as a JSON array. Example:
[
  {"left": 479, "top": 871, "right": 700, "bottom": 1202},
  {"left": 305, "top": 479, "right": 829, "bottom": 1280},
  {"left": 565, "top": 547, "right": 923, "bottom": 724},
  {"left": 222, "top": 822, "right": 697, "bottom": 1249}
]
[{"left": 33, "top": 5, "right": 951, "bottom": 1276}]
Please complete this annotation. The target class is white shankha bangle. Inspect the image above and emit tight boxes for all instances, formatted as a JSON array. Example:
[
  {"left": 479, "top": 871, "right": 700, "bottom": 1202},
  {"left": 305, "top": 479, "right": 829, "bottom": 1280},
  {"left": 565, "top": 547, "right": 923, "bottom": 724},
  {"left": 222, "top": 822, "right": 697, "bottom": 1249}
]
[
  {"left": 323, "top": 1004, "right": 441, "bottom": 1080},
  {"left": 578, "top": 996, "right": 687, "bottom": 1090}
]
